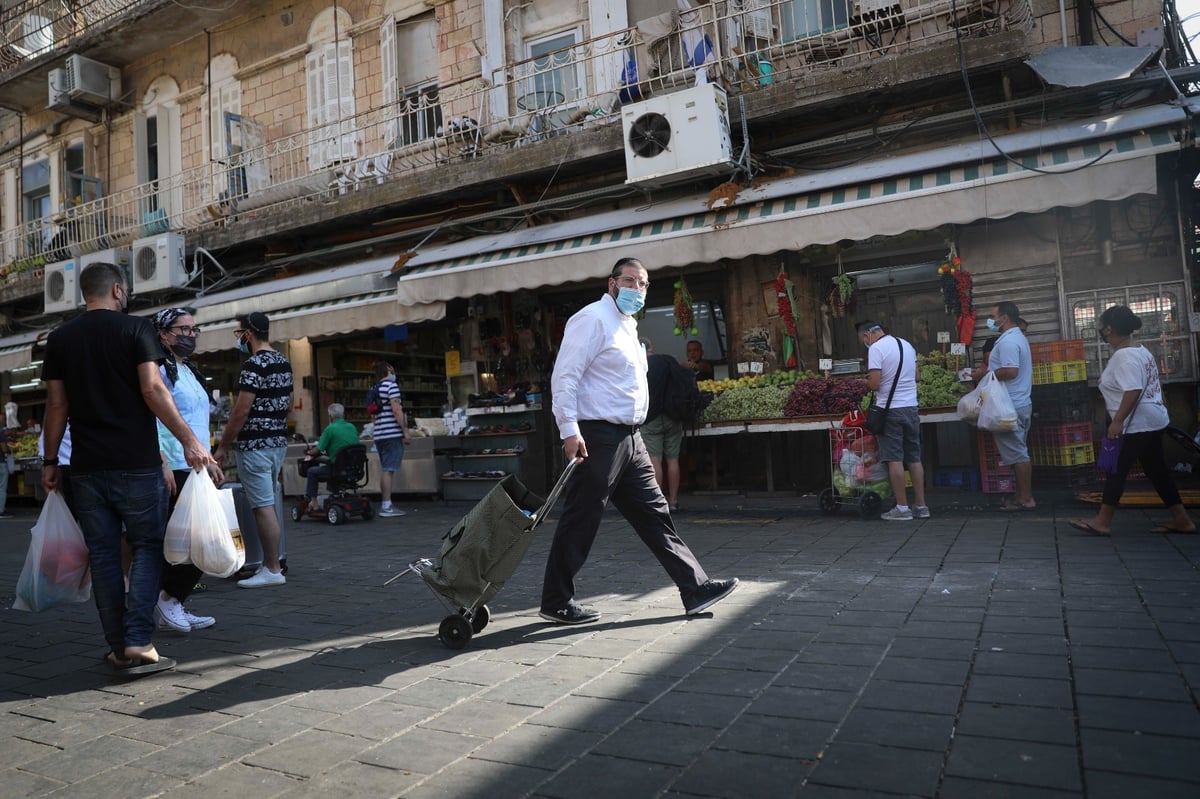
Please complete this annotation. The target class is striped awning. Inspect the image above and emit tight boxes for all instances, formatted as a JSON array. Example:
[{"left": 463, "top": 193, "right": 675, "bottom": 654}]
[
  {"left": 194, "top": 290, "right": 445, "bottom": 354},
  {"left": 397, "top": 120, "right": 1183, "bottom": 306},
  {"left": 0, "top": 341, "right": 33, "bottom": 373}
]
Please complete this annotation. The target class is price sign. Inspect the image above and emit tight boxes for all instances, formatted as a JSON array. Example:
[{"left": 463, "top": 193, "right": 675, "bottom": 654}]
[
  {"left": 950, "top": 343, "right": 967, "bottom": 355},
  {"left": 737, "top": 362, "right": 751, "bottom": 374},
  {"left": 936, "top": 331, "right": 951, "bottom": 343},
  {"left": 750, "top": 361, "right": 764, "bottom": 374},
  {"left": 818, "top": 358, "right": 833, "bottom": 371}
]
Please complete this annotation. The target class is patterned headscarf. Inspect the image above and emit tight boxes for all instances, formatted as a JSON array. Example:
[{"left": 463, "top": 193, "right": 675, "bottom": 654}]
[{"left": 153, "top": 307, "right": 205, "bottom": 387}]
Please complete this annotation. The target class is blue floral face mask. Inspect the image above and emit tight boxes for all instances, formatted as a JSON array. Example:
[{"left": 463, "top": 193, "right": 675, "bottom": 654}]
[{"left": 615, "top": 287, "right": 645, "bottom": 316}]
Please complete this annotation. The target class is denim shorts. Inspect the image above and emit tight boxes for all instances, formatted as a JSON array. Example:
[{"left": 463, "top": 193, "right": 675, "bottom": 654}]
[
  {"left": 235, "top": 446, "right": 285, "bottom": 508},
  {"left": 877, "top": 406, "right": 921, "bottom": 464},
  {"left": 994, "top": 404, "right": 1033, "bottom": 466},
  {"left": 376, "top": 437, "right": 405, "bottom": 472}
]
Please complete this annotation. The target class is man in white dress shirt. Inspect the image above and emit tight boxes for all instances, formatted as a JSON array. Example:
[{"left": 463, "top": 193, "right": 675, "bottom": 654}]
[{"left": 540, "top": 257, "right": 738, "bottom": 624}]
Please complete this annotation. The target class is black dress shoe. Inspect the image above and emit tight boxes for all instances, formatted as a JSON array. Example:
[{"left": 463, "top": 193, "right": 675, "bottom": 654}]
[
  {"left": 538, "top": 601, "right": 601, "bottom": 625},
  {"left": 684, "top": 578, "right": 739, "bottom": 615}
]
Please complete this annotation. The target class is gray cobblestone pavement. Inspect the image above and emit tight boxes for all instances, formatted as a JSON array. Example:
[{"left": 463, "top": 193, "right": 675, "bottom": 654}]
[{"left": 2, "top": 493, "right": 1199, "bottom": 798}]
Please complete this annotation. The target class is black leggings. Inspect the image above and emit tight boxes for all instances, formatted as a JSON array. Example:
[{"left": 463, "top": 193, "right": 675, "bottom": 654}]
[
  {"left": 162, "top": 469, "right": 203, "bottom": 602},
  {"left": 1101, "top": 428, "right": 1183, "bottom": 508}
]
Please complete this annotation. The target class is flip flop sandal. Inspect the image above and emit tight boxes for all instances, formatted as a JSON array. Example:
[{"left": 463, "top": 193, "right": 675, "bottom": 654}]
[
  {"left": 1149, "top": 526, "right": 1198, "bottom": 534},
  {"left": 1069, "top": 520, "right": 1109, "bottom": 536},
  {"left": 104, "top": 653, "right": 177, "bottom": 677}
]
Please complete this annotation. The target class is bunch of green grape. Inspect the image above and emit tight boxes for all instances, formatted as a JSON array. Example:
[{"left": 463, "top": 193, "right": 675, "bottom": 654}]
[
  {"left": 917, "top": 363, "right": 965, "bottom": 408},
  {"left": 702, "top": 386, "right": 790, "bottom": 422}
]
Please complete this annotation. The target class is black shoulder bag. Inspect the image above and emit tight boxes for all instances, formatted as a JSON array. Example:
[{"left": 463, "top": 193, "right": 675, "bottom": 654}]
[{"left": 866, "top": 338, "right": 903, "bottom": 435}]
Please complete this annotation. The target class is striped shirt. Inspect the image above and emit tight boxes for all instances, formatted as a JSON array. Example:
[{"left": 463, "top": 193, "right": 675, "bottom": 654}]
[
  {"left": 372, "top": 378, "right": 405, "bottom": 441},
  {"left": 235, "top": 350, "right": 293, "bottom": 450}
]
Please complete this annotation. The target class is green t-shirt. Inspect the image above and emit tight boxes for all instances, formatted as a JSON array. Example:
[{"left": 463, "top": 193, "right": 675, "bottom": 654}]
[{"left": 317, "top": 418, "right": 359, "bottom": 460}]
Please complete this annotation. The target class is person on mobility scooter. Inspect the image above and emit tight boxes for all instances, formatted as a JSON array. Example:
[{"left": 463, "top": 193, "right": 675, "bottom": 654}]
[{"left": 295, "top": 403, "right": 373, "bottom": 524}]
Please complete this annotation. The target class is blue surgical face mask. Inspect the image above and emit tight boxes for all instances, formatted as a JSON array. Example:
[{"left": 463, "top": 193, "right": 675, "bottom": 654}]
[
  {"left": 614, "top": 287, "right": 645, "bottom": 316},
  {"left": 985, "top": 317, "right": 999, "bottom": 332},
  {"left": 237, "top": 334, "right": 251, "bottom": 355}
]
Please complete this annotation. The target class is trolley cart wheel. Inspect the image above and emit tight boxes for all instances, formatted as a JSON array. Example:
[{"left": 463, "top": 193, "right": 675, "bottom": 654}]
[
  {"left": 470, "top": 604, "right": 490, "bottom": 634},
  {"left": 818, "top": 488, "right": 839, "bottom": 515},
  {"left": 361, "top": 503, "right": 375, "bottom": 521},
  {"left": 290, "top": 505, "right": 303, "bottom": 523},
  {"left": 859, "top": 491, "right": 882, "bottom": 520},
  {"left": 439, "top": 614, "right": 473, "bottom": 649},
  {"left": 327, "top": 504, "right": 346, "bottom": 525}
]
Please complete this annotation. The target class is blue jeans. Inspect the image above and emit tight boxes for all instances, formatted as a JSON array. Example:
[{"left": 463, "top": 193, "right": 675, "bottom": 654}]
[
  {"left": 72, "top": 467, "right": 168, "bottom": 655},
  {"left": 305, "top": 463, "right": 330, "bottom": 498}
]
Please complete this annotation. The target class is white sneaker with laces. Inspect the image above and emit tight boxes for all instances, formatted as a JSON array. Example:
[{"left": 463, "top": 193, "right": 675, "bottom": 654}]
[
  {"left": 155, "top": 597, "right": 191, "bottom": 633},
  {"left": 914, "top": 506, "right": 931, "bottom": 519},
  {"left": 181, "top": 607, "right": 216, "bottom": 630},
  {"left": 237, "top": 567, "right": 286, "bottom": 589},
  {"left": 880, "top": 506, "right": 914, "bottom": 521}
]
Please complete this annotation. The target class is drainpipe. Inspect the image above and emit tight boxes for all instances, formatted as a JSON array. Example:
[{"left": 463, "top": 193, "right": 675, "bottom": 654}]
[
  {"left": 1059, "top": 0, "right": 1068, "bottom": 45},
  {"left": 1076, "top": 0, "right": 1093, "bottom": 46}
]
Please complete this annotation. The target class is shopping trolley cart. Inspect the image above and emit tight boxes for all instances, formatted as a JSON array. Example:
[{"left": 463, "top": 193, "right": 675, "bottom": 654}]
[
  {"left": 817, "top": 424, "right": 893, "bottom": 519},
  {"left": 387, "top": 458, "right": 580, "bottom": 649}
]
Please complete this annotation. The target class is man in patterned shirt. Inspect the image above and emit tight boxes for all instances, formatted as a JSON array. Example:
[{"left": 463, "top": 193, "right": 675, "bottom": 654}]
[{"left": 215, "top": 312, "right": 293, "bottom": 588}]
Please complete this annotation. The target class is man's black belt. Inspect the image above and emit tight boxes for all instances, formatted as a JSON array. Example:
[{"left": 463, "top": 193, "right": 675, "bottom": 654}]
[{"left": 580, "top": 420, "right": 640, "bottom": 434}]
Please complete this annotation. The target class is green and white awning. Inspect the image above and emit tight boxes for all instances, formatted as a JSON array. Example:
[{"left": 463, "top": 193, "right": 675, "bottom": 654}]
[{"left": 397, "top": 114, "right": 1184, "bottom": 306}]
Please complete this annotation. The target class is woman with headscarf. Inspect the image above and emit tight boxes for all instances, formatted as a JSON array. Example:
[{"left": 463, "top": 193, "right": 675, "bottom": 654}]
[{"left": 153, "top": 307, "right": 221, "bottom": 633}]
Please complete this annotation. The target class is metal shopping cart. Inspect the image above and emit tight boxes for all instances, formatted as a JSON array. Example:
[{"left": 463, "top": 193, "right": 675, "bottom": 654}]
[
  {"left": 387, "top": 458, "right": 580, "bottom": 650},
  {"left": 817, "top": 425, "right": 894, "bottom": 520}
]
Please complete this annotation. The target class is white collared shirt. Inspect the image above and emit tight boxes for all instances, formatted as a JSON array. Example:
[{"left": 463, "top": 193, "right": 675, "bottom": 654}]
[{"left": 552, "top": 292, "right": 649, "bottom": 438}]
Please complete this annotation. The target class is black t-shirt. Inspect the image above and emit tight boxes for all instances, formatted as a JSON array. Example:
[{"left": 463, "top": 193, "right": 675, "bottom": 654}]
[
  {"left": 41, "top": 309, "right": 162, "bottom": 473},
  {"left": 646, "top": 353, "right": 676, "bottom": 422}
]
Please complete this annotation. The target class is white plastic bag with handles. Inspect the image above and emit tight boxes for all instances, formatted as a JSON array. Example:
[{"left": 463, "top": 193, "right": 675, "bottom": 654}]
[
  {"left": 976, "top": 372, "right": 1018, "bottom": 433},
  {"left": 14, "top": 491, "right": 92, "bottom": 611},
  {"left": 165, "top": 468, "right": 244, "bottom": 577}
]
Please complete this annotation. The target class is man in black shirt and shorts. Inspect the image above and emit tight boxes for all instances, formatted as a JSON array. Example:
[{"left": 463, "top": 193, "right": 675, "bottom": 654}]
[{"left": 41, "top": 262, "right": 217, "bottom": 675}]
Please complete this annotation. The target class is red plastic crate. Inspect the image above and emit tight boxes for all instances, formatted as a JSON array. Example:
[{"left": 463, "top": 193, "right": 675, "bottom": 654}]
[
  {"left": 1028, "top": 422, "right": 1094, "bottom": 449},
  {"left": 978, "top": 431, "right": 1006, "bottom": 472},
  {"left": 982, "top": 470, "right": 1017, "bottom": 494},
  {"left": 1030, "top": 339, "right": 1086, "bottom": 364}
]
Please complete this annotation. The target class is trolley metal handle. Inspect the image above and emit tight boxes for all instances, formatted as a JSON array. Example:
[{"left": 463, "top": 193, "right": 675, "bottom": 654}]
[{"left": 529, "top": 457, "right": 581, "bottom": 526}]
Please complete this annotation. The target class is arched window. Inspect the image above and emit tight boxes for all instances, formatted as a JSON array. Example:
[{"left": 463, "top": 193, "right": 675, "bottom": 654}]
[{"left": 306, "top": 7, "right": 357, "bottom": 168}]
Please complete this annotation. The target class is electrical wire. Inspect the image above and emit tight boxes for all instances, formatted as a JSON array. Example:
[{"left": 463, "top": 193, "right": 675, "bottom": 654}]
[
  {"left": 1093, "top": 7, "right": 1136, "bottom": 47},
  {"left": 950, "top": 0, "right": 1113, "bottom": 175}
]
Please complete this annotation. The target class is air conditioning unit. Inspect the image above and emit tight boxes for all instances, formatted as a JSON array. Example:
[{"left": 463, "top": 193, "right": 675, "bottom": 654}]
[
  {"left": 81, "top": 248, "right": 132, "bottom": 289},
  {"left": 44, "top": 259, "right": 81, "bottom": 314},
  {"left": 622, "top": 84, "right": 733, "bottom": 186},
  {"left": 63, "top": 54, "right": 120, "bottom": 104},
  {"left": 132, "top": 233, "right": 188, "bottom": 293}
]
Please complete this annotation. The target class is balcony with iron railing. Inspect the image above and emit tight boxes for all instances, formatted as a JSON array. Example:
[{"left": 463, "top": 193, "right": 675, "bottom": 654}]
[{"left": 0, "top": 0, "right": 1035, "bottom": 293}]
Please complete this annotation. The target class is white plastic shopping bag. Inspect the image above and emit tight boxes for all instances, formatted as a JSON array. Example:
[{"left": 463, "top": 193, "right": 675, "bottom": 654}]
[
  {"left": 14, "top": 490, "right": 92, "bottom": 612},
  {"left": 977, "top": 372, "right": 1018, "bottom": 433},
  {"left": 166, "top": 467, "right": 244, "bottom": 577},
  {"left": 957, "top": 374, "right": 986, "bottom": 425}
]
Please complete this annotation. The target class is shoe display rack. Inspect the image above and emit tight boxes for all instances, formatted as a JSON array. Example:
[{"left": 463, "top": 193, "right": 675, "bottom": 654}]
[{"left": 441, "top": 403, "right": 541, "bottom": 502}]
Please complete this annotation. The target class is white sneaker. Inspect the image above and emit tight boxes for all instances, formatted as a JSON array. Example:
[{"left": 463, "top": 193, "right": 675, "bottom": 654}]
[
  {"left": 880, "top": 506, "right": 913, "bottom": 521},
  {"left": 379, "top": 507, "right": 407, "bottom": 517},
  {"left": 914, "top": 506, "right": 931, "bottom": 519},
  {"left": 237, "top": 568, "right": 286, "bottom": 589},
  {"left": 155, "top": 597, "right": 191, "bottom": 633},
  {"left": 181, "top": 607, "right": 216, "bottom": 630}
]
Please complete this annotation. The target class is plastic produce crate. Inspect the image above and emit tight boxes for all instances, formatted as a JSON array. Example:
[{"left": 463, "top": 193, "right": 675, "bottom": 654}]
[
  {"left": 978, "top": 431, "right": 1007, "bottom": 472},
  {"left": 1031, "top": 442, "right": 1096, "bottom": 467},
  {"left": 982, "top": 469, "right": 1017, "bottom": 494},
  {"left": 1031, "top": 381, "right": 1091, "bottom": 405},
  {"left": 933, "top": 467, "right": 979, "bottom": 491},
  {"left": 1032, "top": 361, "right": 1087, "bottom": 385},
  {"left": 1030, "top": 339, "right": 1085, "bottom": 364},
  {"left": 1028, "top": 422, "right": 1094, "bottom": 449}
]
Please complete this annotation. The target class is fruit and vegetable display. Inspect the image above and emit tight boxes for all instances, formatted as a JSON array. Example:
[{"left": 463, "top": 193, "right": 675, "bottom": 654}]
[
  {"left": 7, "top": 431, "right": 39, "bottom": 459},
  {"left": 702, "top": 386, "right": 791, "bottom": 421},
  {"left": 698, "top": 353, "right": 966, "bottom": 425}
]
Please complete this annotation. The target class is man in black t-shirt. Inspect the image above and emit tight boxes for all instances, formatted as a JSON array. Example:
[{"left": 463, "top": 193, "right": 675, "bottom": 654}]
[
  {"left": 41, "top": 262, "right": 216, "bottom": 676},
  {"left": 642, "top": 343, "right": 685, "bottom": 511}
]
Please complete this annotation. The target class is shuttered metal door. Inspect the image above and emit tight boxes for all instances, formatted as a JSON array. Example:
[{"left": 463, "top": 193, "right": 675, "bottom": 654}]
[{"left": 969, "top": 261, "right": 1062, "bottom": 353}]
